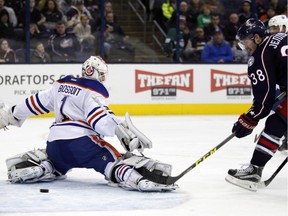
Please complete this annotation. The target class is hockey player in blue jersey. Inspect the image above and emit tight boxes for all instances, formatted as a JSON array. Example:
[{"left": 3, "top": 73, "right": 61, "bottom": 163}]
[
  {"left": 225, "top": 19, "right": 287, "bottom": 191},
  {"left": 0, "top": 56, "right": 177, "bottom": 192}
]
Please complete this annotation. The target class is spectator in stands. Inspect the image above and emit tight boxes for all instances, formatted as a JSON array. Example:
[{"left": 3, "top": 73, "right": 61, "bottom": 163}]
[
  {"left": 268, "top": 0, "right": 285, "bottom": 15},
  {"left": 74, "top": 14, "right": 95, "bottom": 52},
  {"left": 204, "top": 13, "right": 224, "bottom": 39},
  {"left": 203, "top": 0, "right": 225, "bottom": 18},
  {"left": 0, "top": 0, "right": 17, "bottom": 27},
  {"left": 41, "top": 0, "right": 65, "bottom": 33},
  {"left": 223, "top": 13, "right": 241, "bottom": 46},
  {"left": 186, "top": 0, "right": 204, "bottom": 30},
  {"left": 168, "top": 1, "right": 189, "bottom": 28},
  {"left": 0, "top": 9, "right": 14, "bottom": 39},
  {"left": 197, "top": 4, "right": 212, "bottom": 28},
  {"left": 104, "top": 1, "right": 114, "bottom": 18},
  {"left": 161, "top": 0, "right": 176, "bottom": 32},
  {"left": 162, "top": 0, "right": 175, "bottom": 21},
  {"left": 18, "top": 0, "right": 46, "bottom": 34},
  {"left": 151, "top": 0, "right": 167, "bottom": 32},
  {"left": 259, "top": 7, "right": 276, "bottom": 26},
  {"left": 186, "top": 27, "right": 209, "bottom": 62},
  {"left": 85, "top": 0, "right": 101, "bottom": 32},
  {"left": 0, "top": 38, "right": 16, "bottom": 63},
  {"left": 238, "top": 0, "right": 257, "bottom": 25},
  {"left": 104, "top": 12, "right": 128, "bottom": 41},
  {"left": 29, "top": 23, "right": 45, "bottom": 48},
  {"left": 201, "top": 28, "right": 234, "bottom": 63},
  {"left": 47, "top": 21, "right": 82, "bottom": 62},
  {"left": 256, "top": 0, "right": 267, "bottom": 18},
  {"left": 4, "top": 0, "right": 23, "bottom": 25},
  {"left": 31, "top": 41, "right": 51, "bottom": 63},
  {"left": 38, "top": 0, "right": 70, "bottom": 14},
  {"left": 65, "top": 0, "right": 92, "bottom": 30},
  {"left": 231, "top": 39, "right": 249, "bottom": 63},
  {"left": 163, "top": 19, "right": 191, "bottom": 62}
]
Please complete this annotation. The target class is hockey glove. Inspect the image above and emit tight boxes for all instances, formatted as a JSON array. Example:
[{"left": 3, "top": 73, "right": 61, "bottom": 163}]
[
  {"left": 115, "top": 113, "right": 152, "bottom": 152},
  {"left": 0, "top": 102, "right": 21, "bottom": 130},
  {"left": 232, "top": 114, "right": 258, "bottom": 138}
]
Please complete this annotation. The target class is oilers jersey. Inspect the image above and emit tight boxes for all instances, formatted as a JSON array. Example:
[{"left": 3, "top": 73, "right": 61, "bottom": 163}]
[
  {"left": 246, "top": 33, "right": 287, "bottom": 121},
  {"left": 13, "top": 76, "right": 121, "bottom": 141}
]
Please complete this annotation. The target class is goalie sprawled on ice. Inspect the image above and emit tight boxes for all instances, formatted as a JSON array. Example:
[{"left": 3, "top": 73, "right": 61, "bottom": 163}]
[{"left": 0, "top": 56, "right": 177, "bottom": 192}]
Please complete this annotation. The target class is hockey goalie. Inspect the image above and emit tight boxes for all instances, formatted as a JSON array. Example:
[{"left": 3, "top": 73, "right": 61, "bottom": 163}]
[{"left": 0, "top": 56, "right": 178, "bottom": 192}]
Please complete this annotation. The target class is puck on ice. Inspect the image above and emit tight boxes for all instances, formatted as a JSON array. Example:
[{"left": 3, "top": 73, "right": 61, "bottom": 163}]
[{"left": 40, "top": 189, "right": 49, "bottom": 193}]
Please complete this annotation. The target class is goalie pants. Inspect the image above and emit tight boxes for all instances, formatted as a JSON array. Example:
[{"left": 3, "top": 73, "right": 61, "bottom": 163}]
[
  {"left": 251, "top": 98, "right": 287, "bottom": 167},
  {"left": 46, "top": 135, "right": 121, "bottom": 175}
]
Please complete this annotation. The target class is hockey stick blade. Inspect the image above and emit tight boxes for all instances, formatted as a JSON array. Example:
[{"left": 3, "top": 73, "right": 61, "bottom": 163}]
[
  {"left": 145, "top": 133, "right": 235, "bottom": 185},
  {"left": 258, "top": 156, "right": 287, "bottom": 188}
]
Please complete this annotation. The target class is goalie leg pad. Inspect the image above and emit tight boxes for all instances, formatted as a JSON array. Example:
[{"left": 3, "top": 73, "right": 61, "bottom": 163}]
[
  {"left": 113, "top": 164, "right": 178, "bottom": 192},
  {"left": 106, "top": 153, "right": 177, "bottom": 192},
  {"left": 6, "top": 149, "right": 48, "bottom": 171},
  {"left": 122, "top": 153, "right": 172, "bottom": 177},
  {"left": 6, "top": 149, "right": 60, "bottom": 183}
]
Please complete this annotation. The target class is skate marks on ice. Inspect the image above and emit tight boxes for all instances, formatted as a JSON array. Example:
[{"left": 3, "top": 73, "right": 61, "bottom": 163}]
[{"left": 0, "top": 174, "right": 188, "bottom": 213}]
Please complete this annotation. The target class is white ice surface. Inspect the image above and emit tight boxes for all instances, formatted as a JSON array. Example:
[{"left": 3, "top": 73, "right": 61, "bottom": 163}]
[{"left": 0, "top": 115, "right": 287, "bottom": 216}]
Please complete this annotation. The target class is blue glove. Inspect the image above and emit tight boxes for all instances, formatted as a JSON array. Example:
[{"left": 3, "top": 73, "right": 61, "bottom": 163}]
[{"left": 232, "top": 114, "right": 258, "bottom": 138}]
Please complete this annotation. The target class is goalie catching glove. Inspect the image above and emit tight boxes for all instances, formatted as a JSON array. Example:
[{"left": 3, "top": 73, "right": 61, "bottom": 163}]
[
  {"left": 0, "top": 102, "right": 22, "bottom": 130},
  {"left": 115, "top": 112, "right": 152, "bottom": 152}
]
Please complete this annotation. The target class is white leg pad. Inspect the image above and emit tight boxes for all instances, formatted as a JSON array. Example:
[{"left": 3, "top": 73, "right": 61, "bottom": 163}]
[{"left": 6, "top": 149, "right": 60, "bottom": 183}]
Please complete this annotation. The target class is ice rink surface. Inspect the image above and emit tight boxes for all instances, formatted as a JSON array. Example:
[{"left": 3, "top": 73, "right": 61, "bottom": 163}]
[{"left": 0, "top": 115, "right": 287, "bottom": 216}]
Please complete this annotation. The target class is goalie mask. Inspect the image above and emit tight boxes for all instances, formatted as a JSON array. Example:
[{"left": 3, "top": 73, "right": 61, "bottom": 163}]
[{"left": 82, "top": 56, "right": 108, "bottom": 83}]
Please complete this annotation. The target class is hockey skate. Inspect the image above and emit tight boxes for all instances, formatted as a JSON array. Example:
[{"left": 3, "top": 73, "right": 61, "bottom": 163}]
[
  {"left": 113, "top": 164, "right": 178, "bottom": 192},
  {"left": 278, "top": 137, "right": 288, "bottom": 153},
  {"left": 225, "top": 163, "right": 263, "bottom": 192},
  {"left": 137, "top": 178, "right": 178, "bottom": 192}
]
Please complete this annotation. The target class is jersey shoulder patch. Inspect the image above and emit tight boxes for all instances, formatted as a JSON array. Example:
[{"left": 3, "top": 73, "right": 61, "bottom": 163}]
[{"left": 57, "top": 76, "right": 109, "bottom": 98}]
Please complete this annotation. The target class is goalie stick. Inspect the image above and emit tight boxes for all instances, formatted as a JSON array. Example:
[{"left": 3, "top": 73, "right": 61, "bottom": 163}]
[{"left": 258, "top": 156, "right": 288, "bottom": 188}]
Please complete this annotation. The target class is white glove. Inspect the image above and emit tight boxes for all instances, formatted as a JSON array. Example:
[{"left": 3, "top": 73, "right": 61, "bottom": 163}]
[
  {"left": 115, "top": 112, "right": 152, "bottom": 152},
  {"left": 0, "top": 102, "right": 21, "bottom": 130}
]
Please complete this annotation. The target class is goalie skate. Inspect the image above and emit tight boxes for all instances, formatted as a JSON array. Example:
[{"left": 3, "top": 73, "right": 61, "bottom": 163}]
[
  {"left": 137, "top": 178, "right": 178, "bottom": 192},
  {"left": 225, "top": 163, "right": 263, "bottom": 192}
]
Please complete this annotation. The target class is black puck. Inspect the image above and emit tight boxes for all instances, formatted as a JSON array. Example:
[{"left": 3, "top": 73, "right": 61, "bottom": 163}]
[{"left": 40, "top": 189, "right": 49, "bottom": 193}]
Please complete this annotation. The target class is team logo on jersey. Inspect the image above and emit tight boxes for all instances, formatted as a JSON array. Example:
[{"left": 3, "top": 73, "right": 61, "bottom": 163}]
[
  {"left": 248, "top": 56, "right": 254, "bottom": 67},
  {"left": 85, "top": 65, "right": 95, "bottom": 77}
]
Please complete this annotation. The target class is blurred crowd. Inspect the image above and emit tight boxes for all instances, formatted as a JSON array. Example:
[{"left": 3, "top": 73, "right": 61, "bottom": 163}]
[
  {"left": 0, "top": 0, "right": 287, "bottom": 63},
  {"left": 0, "top": 0, "right": 133, "bottom": 63},
  {"left": 154, "top": 0, "right": 287, "bottom": 62}
]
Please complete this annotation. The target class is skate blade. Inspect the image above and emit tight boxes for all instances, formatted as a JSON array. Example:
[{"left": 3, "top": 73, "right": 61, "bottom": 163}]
[{"left": 225, "top": 175, "right": 258, "bottom": 192}]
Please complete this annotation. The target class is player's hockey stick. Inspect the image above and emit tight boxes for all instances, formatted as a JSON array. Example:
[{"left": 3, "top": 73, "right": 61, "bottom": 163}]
[
  {"left": 138, "top": 133, "right": 235, "bottom": 185},
  {"left": 166, "top": 133, "right": 235, "bottom": 184},
  {"left": 258, "top": 156, "right": 287, "bottom": 188}
]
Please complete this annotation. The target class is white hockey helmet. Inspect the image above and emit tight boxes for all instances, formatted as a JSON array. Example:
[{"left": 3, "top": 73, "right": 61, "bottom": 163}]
[
  {"left": 268, "top": 15, "right": 288, "bottom": 33},
  {"left": 82, "top": 56, "right": 108, "bottom": 83}
]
